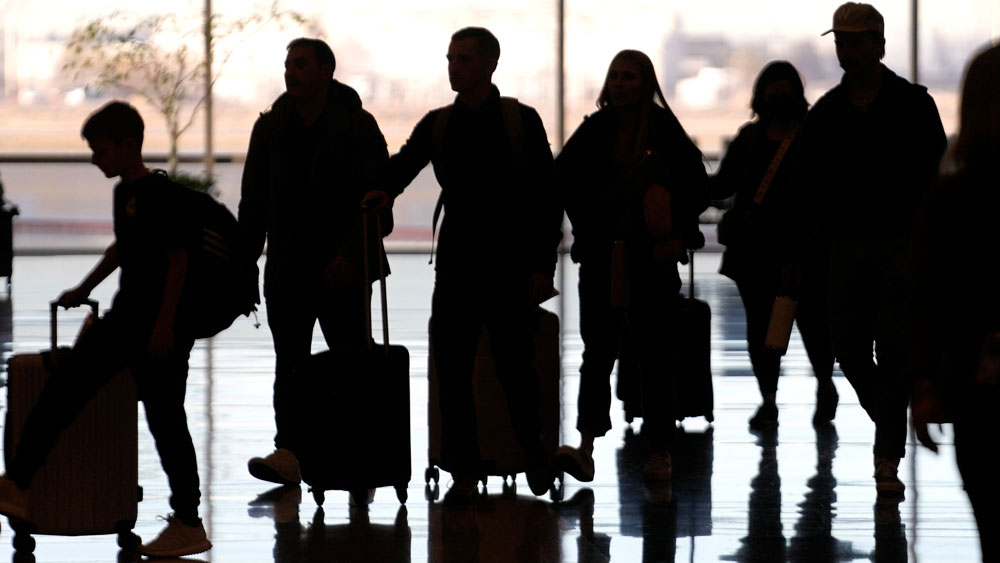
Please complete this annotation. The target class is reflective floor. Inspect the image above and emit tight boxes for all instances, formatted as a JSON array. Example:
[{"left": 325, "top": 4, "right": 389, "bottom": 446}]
[{"left": 0, "top": 253, "right": 982, "bottom": 562}]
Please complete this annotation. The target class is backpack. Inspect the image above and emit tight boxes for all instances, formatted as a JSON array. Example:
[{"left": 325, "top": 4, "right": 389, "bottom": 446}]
[{"left": 176, "top": 185, "right": 260, "bottom": 339}]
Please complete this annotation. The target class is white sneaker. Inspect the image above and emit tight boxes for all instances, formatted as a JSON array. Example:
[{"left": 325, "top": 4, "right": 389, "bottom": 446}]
[
  {"left": 556, "top": 445, "right": 595, "bottom": 483},
  {"left": 139, "top": 514, "right": 212, "bottom": 558},
  {"left": 874, "top": 456, "right": 905, "bottom": 499},
  {"left": 248, "top": 448, "right": 301, "bottom": 485},
  {"left": 642, "top": 451, "right": 672, "bottom": 482},
  {"left": 0, "top": 475, "right": 28, "bottom": 520}
]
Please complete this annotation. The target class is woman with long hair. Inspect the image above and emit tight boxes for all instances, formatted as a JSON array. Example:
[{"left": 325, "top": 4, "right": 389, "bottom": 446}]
[
  {"left": 712, "top": 61, "right": 837, "bottom": 431},
  {"left": 909, "top": 43, "right": 1000, "bottom": 562},
  {"left": 555, "top": 49, "right": 708, "bottom": 484}
]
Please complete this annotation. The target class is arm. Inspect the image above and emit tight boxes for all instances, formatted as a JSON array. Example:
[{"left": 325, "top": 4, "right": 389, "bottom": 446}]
[
  {"left": 363, "top": 111, "right": 437, "bottom": 211},
  {"left": 238, "top": 118, "right": 270, "bottom": 262},
  {"left": 148, "top": 248, "right": 188, "bottom": 358},
  {"left": 523, "top": 106, "right": 562, "bottom": 288},
  {"left": 57, "top": 242, "right": 119, "bottom": 307}
]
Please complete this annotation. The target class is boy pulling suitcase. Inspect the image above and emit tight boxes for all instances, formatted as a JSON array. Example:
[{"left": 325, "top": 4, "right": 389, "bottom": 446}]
[{"left": 0, "top": 101, "right": 219, "bottom": 558}]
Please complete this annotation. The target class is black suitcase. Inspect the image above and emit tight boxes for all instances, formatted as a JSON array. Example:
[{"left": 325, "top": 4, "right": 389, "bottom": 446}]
[
  {"left": 295, "top": 214, "right": 411, "bottom": 507},
  {"left": 617, "top": 251, "right": 714, "bottom": 423}
]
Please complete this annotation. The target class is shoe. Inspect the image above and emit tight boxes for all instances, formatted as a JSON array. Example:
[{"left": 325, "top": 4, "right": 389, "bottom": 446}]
[
  {"left": 442, "top": 475, "right": 479, "bottom": 505},
  {"left": 556, "top": 445, "right": 595, "bottom": 483},
  {"left": 248, "top": 448, "right": 301, "bottom": 485},
  {"left": 748, "top": 401, "right": 779, "bottom": 431},
  {"left": 813, "top": 380, "right": 840, "bottom": 425},
  {"left": 0, "top": 475, "right": 28, "bottom": 520},
  {"left": 138, "top": 514, "right": 213, "bottom": 558},
  {"left": 525, "top": 453, "right": 555, "bottom": 497},
  {"left": 642, "top": 450, "right": 672, "bottom": 482},
  {"left": 874, "top": 456, "right": 905, "bottom": 499}
]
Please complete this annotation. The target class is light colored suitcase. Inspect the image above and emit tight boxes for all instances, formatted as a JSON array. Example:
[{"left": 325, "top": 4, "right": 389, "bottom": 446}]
[
  {"left": 3, "top": 301, "right": 139, "bottom": 553},
  {"left": 425, "top": 307, "right": 562, "bottom": 500}
]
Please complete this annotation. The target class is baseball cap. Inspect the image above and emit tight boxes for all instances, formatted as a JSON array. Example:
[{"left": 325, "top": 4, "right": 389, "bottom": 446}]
[{"left": 822, "top": 2, "right": 885, "bottom": 36}]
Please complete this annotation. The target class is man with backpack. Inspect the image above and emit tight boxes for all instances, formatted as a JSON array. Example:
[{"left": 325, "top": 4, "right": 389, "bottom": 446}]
[
  {"left": 0, "top": 101, "right": 228, "bottom": 558},
  {"left": 363, "top": 26, "right": 563, "bottom": 504},
  {"left": 238, "top": 38, "right": 390, "bottom": 487}
]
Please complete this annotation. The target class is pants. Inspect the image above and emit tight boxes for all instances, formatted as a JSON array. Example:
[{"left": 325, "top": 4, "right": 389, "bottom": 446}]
[
  {"left": 265, "top": 279, "right": 369, "bottom": 456},
  {"left": 8, "top": 310, "right": 201, "bottom": 524},
  {"left": 735, "top": 279, "right": 834, "bottom": 398},
  {"left": 430, "top": 272, "right": 544, "bottom": 477},
  {"left": 828, "top": 239, "right": 908, "bottom": 459},
  {"left": 577, "top": 251, "right": 678, "bottom": 451}
]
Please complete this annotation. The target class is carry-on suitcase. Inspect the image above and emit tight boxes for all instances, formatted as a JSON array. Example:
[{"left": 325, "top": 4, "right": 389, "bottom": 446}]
[
  {"left": 425, "top": 306, "right": 562, "bottom": 500},
  {"left": 295, "top": 214, "right": 410, "bottom": 507},
  {"left": 3, "top": 300, "right": 140, "bottom": 554},
  {"left": 617, "top": 250, "right": 714, "bottom": 423}
]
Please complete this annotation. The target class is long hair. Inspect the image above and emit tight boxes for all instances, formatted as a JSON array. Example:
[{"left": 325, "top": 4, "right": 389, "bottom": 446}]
[
  {"left": 597, "top": 50, "right": 676, "bottom": 160},
  {"left": 749, "top": 61, "right": 809, "bottom": 120},
  {"left": 953, "top": 43, "right": 1000, "bottom": 173}
]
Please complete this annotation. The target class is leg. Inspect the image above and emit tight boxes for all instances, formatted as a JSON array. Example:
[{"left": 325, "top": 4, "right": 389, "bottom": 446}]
[
  {"left": 954, "top": 392, "right": 1000, "bottom": 563},
  {"left": 796, "top": 287, "right": 838, "bottom": 424},
  {"left": 576, "top": 259, "right": 620, "bottom": 440},
  {"left": 265, "top": 292, "right": 320, "bottom": 457},
  {"left": 133, "top": 337, "right": 201, "bottom": 525},
  {"left": 630, "top": 271, "right": 677, "bottom": 456},
  {"left": 736, "top": 280, "right": 781, "bottom": 430},
  {"left": 828, "top": 242, "right": 879, "bottom": 420},
  {"left": 873, "top": 250, "right": 908, "bottom": 462}
]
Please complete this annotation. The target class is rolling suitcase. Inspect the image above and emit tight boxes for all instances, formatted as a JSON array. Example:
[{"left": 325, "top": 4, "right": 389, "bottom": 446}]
[
  {"left": 3, "top": 300, "right": 140, "bottom": 554},
  {"left": 296, "top": 214, "right": 410, "bottom": 507},
  {"left": 425, "top": 306, "right": 562, "bottom": 499},
  {"left": 617, "top": 250, "right": 714, "bottom": 423}
]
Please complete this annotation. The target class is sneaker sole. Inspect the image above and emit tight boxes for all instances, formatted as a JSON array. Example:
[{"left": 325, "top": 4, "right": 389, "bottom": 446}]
[
  {"left": 248, "top": 461, "right": 300, "bottom": 485},
  {"left": 139, "top": 539, "right": 213, "bottom": 558}
]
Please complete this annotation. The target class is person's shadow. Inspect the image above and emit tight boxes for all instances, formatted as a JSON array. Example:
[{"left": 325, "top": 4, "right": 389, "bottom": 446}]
[
  {"left": 786, "top": 424, "right": 868, "bottom": 562},
  {"left": 721, "top": 430, "right": 786, "bottom": 562},
  {"left": 250, "top": 485, "right": 412, "bottom": 563},
  {"left": 617, "top": 425, "right": 714, "bottom": 561}
]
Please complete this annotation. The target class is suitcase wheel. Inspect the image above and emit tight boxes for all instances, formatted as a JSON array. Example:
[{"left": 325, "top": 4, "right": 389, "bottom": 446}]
[
  {"left": 117, "top": 531, "right": 141, "bottom": 549},
  {"left": 424, "top": 466, "right": 440, "bottom": 485},
  {"left": 11, "top": 530, "right": 35, "bottom": 554},
  {"left": 312, "top": 488, "right": 326, "bottom": 506},
  {"left": 424, "top": 483, "right": 440, "bottom": 502},
  {"left": 550, "top": 478, "right": 565, "bottom": 503},
  {"left": 395, "top": 484, "right": 408, "bottom": 504}
]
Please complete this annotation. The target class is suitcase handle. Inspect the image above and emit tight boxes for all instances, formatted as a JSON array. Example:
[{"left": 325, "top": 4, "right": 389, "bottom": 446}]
[
  {"left": 49, "top": 299, "right": 99, "bottom": 353},
  {"left": 361, "top": 211, "right": 390, "bottom": 353}
]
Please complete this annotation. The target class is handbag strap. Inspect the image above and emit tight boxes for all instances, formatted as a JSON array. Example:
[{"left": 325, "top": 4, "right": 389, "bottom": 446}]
[{"left": 751, "top": 126, "right": 798, "bottom": 205}]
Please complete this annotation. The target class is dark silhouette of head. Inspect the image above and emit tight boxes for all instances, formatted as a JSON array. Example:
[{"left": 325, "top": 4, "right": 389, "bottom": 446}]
[
  {"left": 450, "top": 27, "right": 500, "bottom": 64},
  {"left": 954, "top": 43, "right": 1000, "bottom": 172},
  {"left": 750, "top": 61, "right": 809, "bottom": 121},
  {"left": 81, "top": 100, "right": 144, "bottom": 148},
  {"left": 286, "top": 38, "right": 336, "bottom": 74},
  {"left": 597, "top": 49, "right": 668, "bottom": 111}
]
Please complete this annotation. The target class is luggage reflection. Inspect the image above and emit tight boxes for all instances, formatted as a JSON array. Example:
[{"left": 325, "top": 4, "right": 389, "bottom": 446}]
[
  {"left": 617, "top": 425, "right": 714, "bottom": 562},
  {"left": 250, "top": 485, "right": 411, "bottom": 563},
  {"left": 428, "top": 490, "right": 560, "bottom": 563}
]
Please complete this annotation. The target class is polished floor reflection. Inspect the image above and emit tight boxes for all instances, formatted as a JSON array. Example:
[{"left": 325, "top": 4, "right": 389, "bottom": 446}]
[{"left": 0, "top": 253, "right": 983, "bottom": 562}]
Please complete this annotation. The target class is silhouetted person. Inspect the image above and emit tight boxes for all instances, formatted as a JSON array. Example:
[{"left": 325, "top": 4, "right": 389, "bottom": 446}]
[
  {"left": 791, "top": 2, "right": 946, "bottom": 499},
  {"left": 909, "top": 42, "right": 1000, "bottom": 563},
  {"left": 0, "top": 101, "right": 211, "bottom": 558},
  {"left": 712, "top": 61, "right": 837, "bottom": 431},
  {"left": 238, "top": 38, "right": 390, "bottom": 487},
  {"left": 362, "top": 27, "right": 561, "bottom": 503},
  {"left": 554, "top": 49, "right": 708, "bottom": 486},
  {"left": 0, "top": 172, "right": 18, "bottom": 288}
]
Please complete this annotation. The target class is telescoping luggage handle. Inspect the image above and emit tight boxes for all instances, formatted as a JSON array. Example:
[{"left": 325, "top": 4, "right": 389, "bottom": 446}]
[
  {"left": 49, "top": 298, "right": 99, "bottom": 366},
  {"left": 361, "top": 211, "right": 390, "bottom": 353}
]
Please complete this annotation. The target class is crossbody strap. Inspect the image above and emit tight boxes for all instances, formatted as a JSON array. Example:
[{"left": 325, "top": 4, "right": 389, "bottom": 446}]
[{"left": 751, "top": 125, "right": 799, "bottom": 205}]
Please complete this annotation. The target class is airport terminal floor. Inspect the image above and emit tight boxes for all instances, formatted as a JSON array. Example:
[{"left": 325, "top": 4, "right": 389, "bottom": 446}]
[{"left": 0, "top": 252, "right": 983, "bottom": 562}]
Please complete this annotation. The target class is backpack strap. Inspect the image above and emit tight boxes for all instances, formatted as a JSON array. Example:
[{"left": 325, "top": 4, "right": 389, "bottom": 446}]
[{"left": 428, "top": 97, "right": 524, "bottom": 264}]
